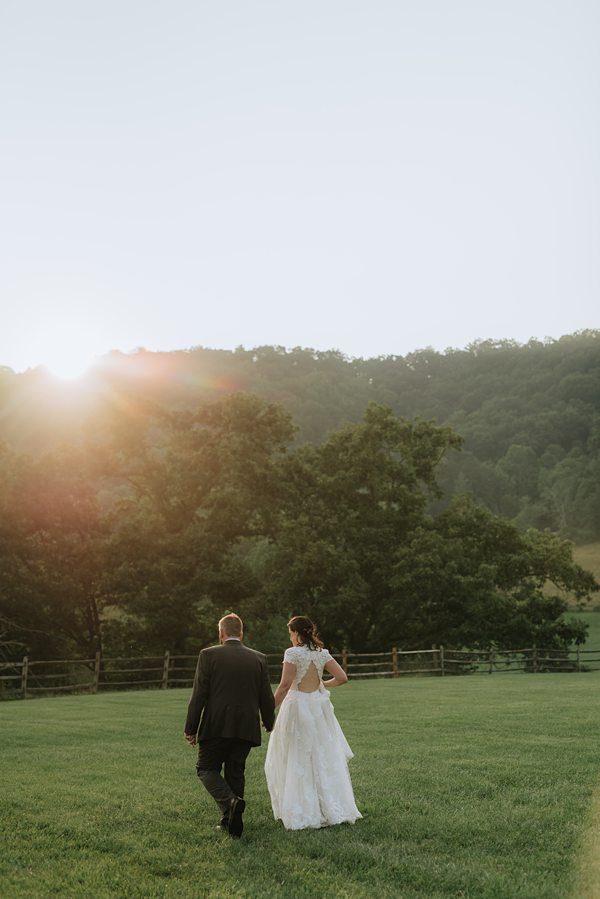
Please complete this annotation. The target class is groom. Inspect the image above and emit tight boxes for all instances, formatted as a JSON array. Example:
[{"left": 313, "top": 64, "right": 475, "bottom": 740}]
[{"left": 184, "top": 613, "right": 275, "bottom": 837}]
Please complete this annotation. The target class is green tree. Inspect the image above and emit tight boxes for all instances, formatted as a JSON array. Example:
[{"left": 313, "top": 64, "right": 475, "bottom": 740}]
[
  {"left": 0, "top": 444, "right": 108, "bottom": 659},
  {"left": 388, "top": 496, "right": 597, "bottom": 650},
  {"left": 102, "top": 393, "right": 295, "bottom": 653},
  {"left": 496, "top": 444, "right": 539, "bottom": 498},
  {"left": 264, "top": 404, "right": 463, "bottom": 650}
]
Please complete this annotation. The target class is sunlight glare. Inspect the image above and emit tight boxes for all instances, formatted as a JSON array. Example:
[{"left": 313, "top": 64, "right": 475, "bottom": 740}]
[
  {"left": 37, "top": 324, "right": 101, "bottom": 380},
  {"left": 43, "top": 349, "right": 95, "bottom": 380}
]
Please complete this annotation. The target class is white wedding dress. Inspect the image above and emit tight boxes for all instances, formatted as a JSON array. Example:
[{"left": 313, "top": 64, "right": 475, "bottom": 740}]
[{"left": 265, "top": 645, "right": 362, "bottom": 830}]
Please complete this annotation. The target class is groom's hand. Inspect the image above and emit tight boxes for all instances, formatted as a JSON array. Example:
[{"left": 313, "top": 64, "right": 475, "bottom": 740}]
[{"left": 184, "top": 733, "right": 197, "bottom": 746}]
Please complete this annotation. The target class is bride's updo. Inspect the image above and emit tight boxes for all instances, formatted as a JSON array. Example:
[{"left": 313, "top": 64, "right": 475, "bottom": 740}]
[{"left": 288, "top": 616, "right": 324, "bottom": 651}]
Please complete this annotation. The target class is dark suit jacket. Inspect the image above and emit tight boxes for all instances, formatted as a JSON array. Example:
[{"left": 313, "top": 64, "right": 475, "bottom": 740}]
[{"left": 184, "top": 640, "right": 275, "bottom": 746}]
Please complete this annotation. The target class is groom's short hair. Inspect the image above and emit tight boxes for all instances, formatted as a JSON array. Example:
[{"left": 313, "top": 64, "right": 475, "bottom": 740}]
[{"left": 219, "top": 613, "right": 243, "bottom": 638}]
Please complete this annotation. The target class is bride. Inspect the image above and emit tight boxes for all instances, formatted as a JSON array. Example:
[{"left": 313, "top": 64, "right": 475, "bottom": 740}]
[{"left": 264, "top": 616, "right": 362, "bottom": 830}]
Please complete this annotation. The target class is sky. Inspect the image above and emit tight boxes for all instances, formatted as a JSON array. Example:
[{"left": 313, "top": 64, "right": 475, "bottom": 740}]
[{"left": 1, "top": 0, "right": 599, "bottom": 377}]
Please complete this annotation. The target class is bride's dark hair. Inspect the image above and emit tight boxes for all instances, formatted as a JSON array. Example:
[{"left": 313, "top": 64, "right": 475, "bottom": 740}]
[{"left": 288, "top": 616, "right": 324, "bottom": 651}]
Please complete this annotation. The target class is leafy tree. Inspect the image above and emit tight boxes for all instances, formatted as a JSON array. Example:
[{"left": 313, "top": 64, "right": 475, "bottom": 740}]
[
  {"left": 0, "top": 444, "right": 108, "bottom": 659},
  {"left": 101, "top": 393, "right": 295, "bottom": 653},
  {"left": 538, "top": 450, "right": 600, "bottom": 541},
  {"left": 264, "top": 404, "right": 463, "bottom": 650},
  {"left": 388, "top": 496, "right": 597, "bottom": 650},
  {"left": 496, "top": 444, "right": 539, "bottom": 499}
]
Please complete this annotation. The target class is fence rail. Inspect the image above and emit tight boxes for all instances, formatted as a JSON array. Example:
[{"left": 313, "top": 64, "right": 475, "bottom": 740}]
[{"left": 2, "top": 645, "right": 600, "bottom": 700}]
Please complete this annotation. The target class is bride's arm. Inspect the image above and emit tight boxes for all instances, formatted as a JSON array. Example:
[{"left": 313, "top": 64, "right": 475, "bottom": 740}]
[
  {"left": 274, "top": 661, "right": 296, "bottom": 707},
  {"left": 322, "top": 658, "right": 348, "bottom": 687}
]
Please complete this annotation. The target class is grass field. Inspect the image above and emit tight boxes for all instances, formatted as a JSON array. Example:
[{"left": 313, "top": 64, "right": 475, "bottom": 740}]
[{"left": 2, "top": 677, "right": 600, "bottom": 899}]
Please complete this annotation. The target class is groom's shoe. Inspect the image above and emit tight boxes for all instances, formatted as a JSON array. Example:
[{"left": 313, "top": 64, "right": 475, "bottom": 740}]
[
  {"left": 215, "top": 810, "right": 229, "bottom": 832},
  {"left": 228, "top": 797, "right": 246, "bottom": 838}
]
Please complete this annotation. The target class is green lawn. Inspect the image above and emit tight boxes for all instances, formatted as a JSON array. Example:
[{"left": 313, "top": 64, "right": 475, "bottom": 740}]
[{"left": 2, "top": 677, "right": 600, "bottom": 898}]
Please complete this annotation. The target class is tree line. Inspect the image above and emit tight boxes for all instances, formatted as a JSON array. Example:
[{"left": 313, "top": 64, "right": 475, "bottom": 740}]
[
  {"left": 0, "top": 395, "right": 597, "bottom": 662},
  {"left": 2, "top": 330, "right": 600, "bottom": 542}
]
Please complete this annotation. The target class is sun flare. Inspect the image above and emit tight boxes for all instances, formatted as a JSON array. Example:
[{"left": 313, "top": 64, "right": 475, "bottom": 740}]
[
  {"left": 43, "top": 352, "right": 95, "bottom": 380},
  {"left": 37, "top": 327, "right": 101, "bottom": 380}
]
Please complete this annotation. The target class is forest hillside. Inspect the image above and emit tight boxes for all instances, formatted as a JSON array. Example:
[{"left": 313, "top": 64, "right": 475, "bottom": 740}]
[
  {"left": 2, "top": 330, "right": 599, "bottom": 543},
  {"left": 2, "top": 332, "right": 600, "bottom": 659}
]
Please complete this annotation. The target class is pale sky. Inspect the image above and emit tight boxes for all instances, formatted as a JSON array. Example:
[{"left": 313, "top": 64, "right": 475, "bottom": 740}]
[{"left": 1, "top": 0, "right": 599, "bottom": 376}]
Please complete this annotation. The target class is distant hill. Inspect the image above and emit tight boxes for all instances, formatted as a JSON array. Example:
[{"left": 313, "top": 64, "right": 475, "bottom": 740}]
[{"left": 1, "top": 329, "right": 600, "bottom": 542}]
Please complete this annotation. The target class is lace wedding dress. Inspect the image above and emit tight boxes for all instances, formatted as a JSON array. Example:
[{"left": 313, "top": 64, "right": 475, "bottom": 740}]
[{"left": 264, "top": 645, "right": 362, "bottom": 830}]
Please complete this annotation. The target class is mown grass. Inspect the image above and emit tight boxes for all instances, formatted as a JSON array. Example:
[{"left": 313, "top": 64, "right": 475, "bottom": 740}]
[{"left": 2, "top": 676, "right": 600, "bottom": 898}]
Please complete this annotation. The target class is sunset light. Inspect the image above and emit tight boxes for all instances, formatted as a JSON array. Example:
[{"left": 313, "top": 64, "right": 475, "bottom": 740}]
[
  {"left": 42, "top": 350, "right": 96, "bottom": 380},
  {"left": 31, "top": 322, "right": 103, "bottom": 380}
]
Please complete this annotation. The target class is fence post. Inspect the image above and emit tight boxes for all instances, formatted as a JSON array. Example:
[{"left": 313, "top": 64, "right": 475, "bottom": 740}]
[
  {"left": 342, "top": 647, "right": 348, "bottom": 674},
  {"left": 391, "top": 646, "right": 399, "bottom": 677},
  {"left": 162, "top": 650, "right": 171, "bottom": 689},
  {"left": 488, "top": 649, "right": 494, "bottom": 675},
  {"left": 532, "top": 646, "right": 538, "bottom": 673},
  {"left": 21, "top": 656, "right": 29, "bottom": 698},
  {"left": 576, "top": 645, "right": 581, "bottom": 673},
  {"left": 439, "top": 645, "right": 445, "bottom": 677},
  {"left": 93, "top": 652, "right": 101, "bottom": 694}
]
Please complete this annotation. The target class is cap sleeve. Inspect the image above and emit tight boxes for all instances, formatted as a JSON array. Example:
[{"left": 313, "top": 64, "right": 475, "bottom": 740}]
[
  {"left": 283, "top": 647, "right": 297, "bottom": 665},
  {"left": 321, "top": 648, "right": 333, "bottom": 665}
]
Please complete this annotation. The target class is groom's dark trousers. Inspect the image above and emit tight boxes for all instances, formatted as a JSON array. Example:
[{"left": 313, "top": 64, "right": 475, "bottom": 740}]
[{"left": 185, "top": 639, "right": 275, "bottom": 821}]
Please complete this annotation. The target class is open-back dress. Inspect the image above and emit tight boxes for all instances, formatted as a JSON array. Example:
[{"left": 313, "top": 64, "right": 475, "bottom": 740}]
[{"left": 264, "top": 645, "right": 362, "bottom": 830}]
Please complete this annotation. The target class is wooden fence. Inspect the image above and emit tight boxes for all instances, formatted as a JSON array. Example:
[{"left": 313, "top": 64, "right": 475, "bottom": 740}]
[
  {"left": 2, "top": 645, "right": 600, "bottom": 699},
  {"left": 340, "top": 646, "right": 600, "bottom": 678}
]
